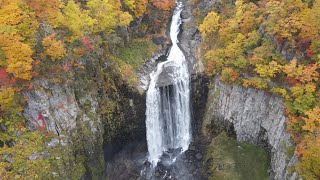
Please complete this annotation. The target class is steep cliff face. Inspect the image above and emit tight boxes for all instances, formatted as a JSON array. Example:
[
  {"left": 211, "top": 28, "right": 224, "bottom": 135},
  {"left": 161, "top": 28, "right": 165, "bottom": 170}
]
[
  {"left": 23, "top": 68, "right": 148, "bottom": 178},
  {"left": 23, "top": 79, "right": 105, "bottom": 178},
  {"left": 203, "top": 78, "right": 299, "bottom": 180},
  {"left": 24, "top": 80, "right": 99, "bottom": 135},
  {"left": 137, "top": 47, "right": 169, "bottom": 92},
  {"left": 179, "top": 0, "right": 205, "bottom": 75},
  {"left": 102, "top": 77, "right": 147, "bottom": 161}
]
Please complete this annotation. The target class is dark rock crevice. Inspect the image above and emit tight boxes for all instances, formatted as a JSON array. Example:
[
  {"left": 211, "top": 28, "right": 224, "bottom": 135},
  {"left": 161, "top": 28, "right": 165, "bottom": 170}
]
[{"left": 102, "top": 80, "right": 146, "bottom": 162}]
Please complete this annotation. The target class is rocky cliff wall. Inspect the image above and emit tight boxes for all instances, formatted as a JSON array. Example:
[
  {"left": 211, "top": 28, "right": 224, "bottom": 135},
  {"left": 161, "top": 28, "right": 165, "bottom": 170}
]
[
  {"left": 23, "top": 79, "right": 105, "bottom": 178},
  {"left": 24, "top": 80, "right": 100, "bottom": 135},
  {"left": 203, "top": 78, "right": 299, "bottom": 180},
  {"left": 23, "top": 70, "right": 148, "bottom": 178}
]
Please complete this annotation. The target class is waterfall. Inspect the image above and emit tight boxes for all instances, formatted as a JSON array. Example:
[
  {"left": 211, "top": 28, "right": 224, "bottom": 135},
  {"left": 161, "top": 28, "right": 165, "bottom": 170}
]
[{"left": 145, "top": 2, "right": 191, "bottom": 167}]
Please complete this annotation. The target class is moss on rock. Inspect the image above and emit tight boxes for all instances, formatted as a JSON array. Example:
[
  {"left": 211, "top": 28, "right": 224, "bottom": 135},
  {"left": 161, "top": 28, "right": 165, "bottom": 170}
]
[
  {"left": 117, "top": 38, "right": 158, "bottom": 69},
  {"left": 204, "top": 132, "right": 269, "bottom": 180}
]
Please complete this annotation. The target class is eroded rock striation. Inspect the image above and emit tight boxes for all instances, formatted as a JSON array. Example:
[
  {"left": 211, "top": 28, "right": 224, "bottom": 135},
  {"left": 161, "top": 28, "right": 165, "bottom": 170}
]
[{"left": 203, "top": 78, "right": 299, "bottom": 180}]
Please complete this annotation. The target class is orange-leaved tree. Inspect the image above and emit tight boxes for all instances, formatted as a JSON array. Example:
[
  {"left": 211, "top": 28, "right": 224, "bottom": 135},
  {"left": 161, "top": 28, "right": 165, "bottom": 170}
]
[
  {"left": 0, "top": 0, "right": 37, "bottom": 80},
  {"left": 150, "top": 0, "right": 175, "bottom": 11},
  {"left": 283, "top": 59, "right": 319, "bottom": 84},
  {"left": 296, "top": 107, "right": 320, "bottom": 180},
  {"left": 23, "top": 0, "right": 63, "bottom": 27}
]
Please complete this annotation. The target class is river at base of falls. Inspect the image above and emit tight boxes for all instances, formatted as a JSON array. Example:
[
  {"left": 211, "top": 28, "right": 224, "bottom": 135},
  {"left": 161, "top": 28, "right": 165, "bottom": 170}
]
[
  {"left": 105, "top": 140, "right": 204, "bottom": 180},
  {"left": 145, "top": 1, "right": 192, "bottom": 168}
]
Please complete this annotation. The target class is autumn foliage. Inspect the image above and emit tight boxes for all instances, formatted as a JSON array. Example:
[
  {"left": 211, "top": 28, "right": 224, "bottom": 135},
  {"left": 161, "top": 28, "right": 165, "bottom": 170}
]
[
  {"left": 199, "top": 11, "right": 220, "bottom": 38},
  {"left": 199, "top": 0, "right": 320, "bottom": 177},
  {"left": 150, "top": 0, "right": 175, "bottom": 11},
  {"left": 124, "top": 0, "right": 148, "bottom": 17},
  {"left": 0, "top": 87, "right": 16, "bottom": 113},
  {"left": 0, "top": 34, "right": 33, "bottom": 80},
  {"left": 81, "top": 36, "right": 94, "bottom": 52},
  {"left": 42, "top": 34, "right": 66, "bottom": 61},
  {"left": 24, "top": 0, "right": 63, "bottom": 26},
  {"left": 295, "top": 108, "right": 320, "bottom": 179},
  {"left": 0, "top": 69, "right": 13, "bottom": 86},
  {"left": 0, "top": 0, "right": 161, "bottom": 178},
  {"left": 283, "top": 60, "right": 319, "bottom": 84}
]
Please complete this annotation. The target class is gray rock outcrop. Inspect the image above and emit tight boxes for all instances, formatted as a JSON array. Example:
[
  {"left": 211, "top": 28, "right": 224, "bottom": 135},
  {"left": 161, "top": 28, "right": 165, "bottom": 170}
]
[
  {"left": 24, "top": 80, "right": 100, "bottom": 135},
  {"left": 23, "top": 79, "right": 104, "bottom": 178},
  {"left": 180, "top": 1, "right": 205, "bottom": 75},
  {"left": 203, "top": 78, "right": 298, "bottom": 180},
  {"left": 137, "top": 52, "right": 162, "bottom": 92}
]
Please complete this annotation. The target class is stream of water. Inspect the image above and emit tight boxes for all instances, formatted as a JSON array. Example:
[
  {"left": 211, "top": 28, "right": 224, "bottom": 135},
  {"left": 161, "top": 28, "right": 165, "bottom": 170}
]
[{"left": 145, "top": 2, "right": 191, "bottom": 167}]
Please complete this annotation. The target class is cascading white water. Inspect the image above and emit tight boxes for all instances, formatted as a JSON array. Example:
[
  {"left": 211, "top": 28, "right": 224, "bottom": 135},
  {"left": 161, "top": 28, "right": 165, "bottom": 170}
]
[{"left": 145, "top": 2, "right": 191, "bottom": 167}]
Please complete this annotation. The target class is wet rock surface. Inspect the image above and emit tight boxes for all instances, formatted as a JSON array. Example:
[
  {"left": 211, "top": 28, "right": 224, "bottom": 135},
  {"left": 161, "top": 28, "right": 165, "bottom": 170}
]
[
  {"left": 137, "top": 50, "right": 168, "bottom": 92},
  {"left": 156, "top": 64, "right": 178, "bottom": 87},
  {"left": 106, "top": 141, "right": 205, "bottom": 180}
]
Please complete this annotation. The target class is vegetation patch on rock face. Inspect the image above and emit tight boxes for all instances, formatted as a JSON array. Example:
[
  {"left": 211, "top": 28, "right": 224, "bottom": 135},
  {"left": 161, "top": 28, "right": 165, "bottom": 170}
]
[
  {"left": 117, "top": 38, "right": 158, "bottom": 69},
  {"left": 204, "top": 132, "right": 269, "bottom": 180}
]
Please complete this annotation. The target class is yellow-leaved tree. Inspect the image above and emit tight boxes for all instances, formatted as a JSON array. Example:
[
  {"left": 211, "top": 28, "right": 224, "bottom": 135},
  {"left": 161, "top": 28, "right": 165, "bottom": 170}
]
[
  {"left": 0, "top": 87, "right": 16, "bottom": 113},
  {"left": 61, "top": 1, "right": 95, "bottom": 41},
  {"left": 255, "top": 61, "right": 281, "bottom": 78},
  {"left": 0, "top": 0, "right": 39, "bottom": 45},
  {"left": 124, "top": 0, "right": 148, "bottom": 17},
  {"left": 0, "top": 34, "right": 33, "bottom": 80},
  {"left": 199, "top": 11, "right": 220, "bottom": 38},
  {"left": 235, "top": 0, "right": 245, "bottom": 23},
  {"left": 87, "top": 0, "right": 132, "bottom": 33},
  {"left": 42, "top": 34, "right": 66, "bottom": 61},
  {"left": 296, "top": 107, "right": 320, "bottom": 180}
]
